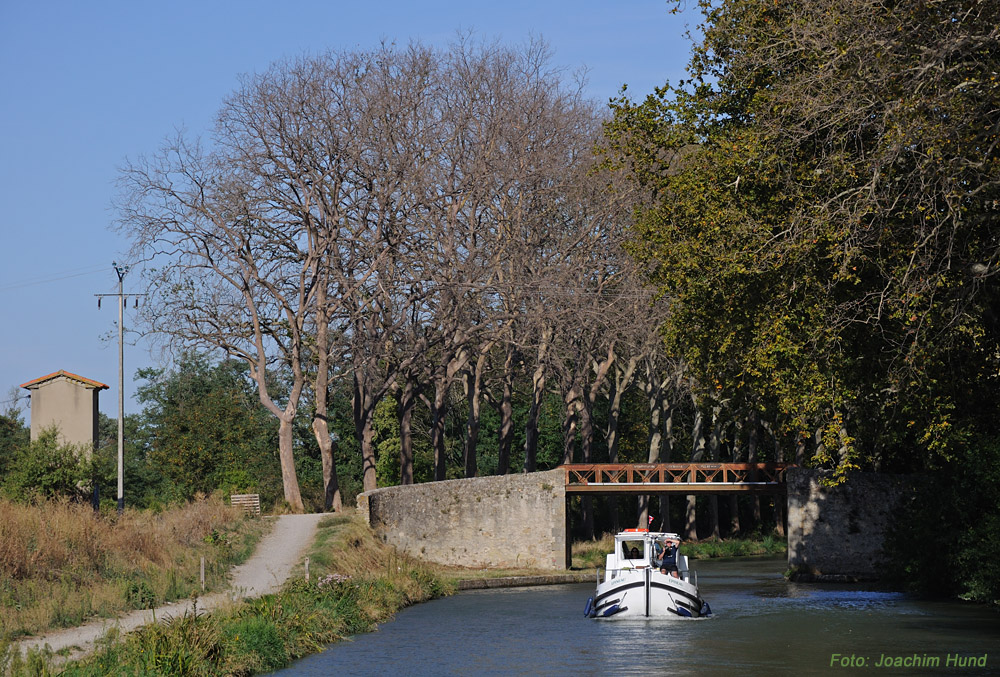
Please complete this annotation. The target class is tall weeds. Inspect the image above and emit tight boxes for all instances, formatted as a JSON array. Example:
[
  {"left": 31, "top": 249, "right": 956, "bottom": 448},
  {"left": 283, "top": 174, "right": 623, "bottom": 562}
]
[
  {"left": 44, "top": 515, "right": 450, "bottom": 677},
  {"left": 0, "top": 497, "right": 264, "bottom": 640}
]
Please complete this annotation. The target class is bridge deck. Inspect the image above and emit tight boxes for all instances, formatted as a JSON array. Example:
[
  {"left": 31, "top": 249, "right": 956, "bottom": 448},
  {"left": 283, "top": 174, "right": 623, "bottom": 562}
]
[{"left": 562, "top": 463, "right": 790, "bottom": 495}]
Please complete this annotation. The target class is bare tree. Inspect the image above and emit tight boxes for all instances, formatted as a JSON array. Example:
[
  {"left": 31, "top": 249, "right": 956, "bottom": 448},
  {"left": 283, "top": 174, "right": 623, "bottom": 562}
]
[{"left": 118, "top": 137, "right": 312, "bottom": 512}]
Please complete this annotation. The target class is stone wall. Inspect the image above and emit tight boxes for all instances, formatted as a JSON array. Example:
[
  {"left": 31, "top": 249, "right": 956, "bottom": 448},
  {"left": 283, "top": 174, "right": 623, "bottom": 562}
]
[
  {"left": 357, "top": 469, "right": 568, "bottom": 570},
  {"left": 787, "top": 468, "right": 912, "bottom": 580}
]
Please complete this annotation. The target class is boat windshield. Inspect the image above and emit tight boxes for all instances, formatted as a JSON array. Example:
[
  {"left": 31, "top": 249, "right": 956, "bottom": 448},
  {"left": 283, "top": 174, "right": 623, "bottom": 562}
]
[{"left": 620, "top": 539, "right": 645, "bottom": 560}]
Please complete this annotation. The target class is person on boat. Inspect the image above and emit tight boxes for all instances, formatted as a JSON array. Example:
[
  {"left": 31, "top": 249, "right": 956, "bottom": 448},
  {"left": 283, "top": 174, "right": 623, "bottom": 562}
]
[{"left": 660, "top": 538, "right": 681, "bottom": 578}]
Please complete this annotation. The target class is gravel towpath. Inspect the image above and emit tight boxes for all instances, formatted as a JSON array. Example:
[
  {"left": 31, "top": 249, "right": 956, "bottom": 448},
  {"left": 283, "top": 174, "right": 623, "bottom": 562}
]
[{"left": 16, "top": 513, "right": 326, "bottom": 662}]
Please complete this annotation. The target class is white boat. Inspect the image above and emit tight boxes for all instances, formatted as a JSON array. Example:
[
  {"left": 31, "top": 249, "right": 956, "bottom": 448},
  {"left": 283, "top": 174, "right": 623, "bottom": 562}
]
[{"left": 584, "top": 529, "right": 711, "bottom": 619}]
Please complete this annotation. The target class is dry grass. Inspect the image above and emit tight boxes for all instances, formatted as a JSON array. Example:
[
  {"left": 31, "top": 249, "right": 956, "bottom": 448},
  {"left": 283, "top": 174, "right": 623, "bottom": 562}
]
[
  {"left": 571, "top": 532, "right": 787, "bottom": 569},
  {"left": 572, "top": 533, "right": 614, "bottom": 570},
  {"left": 303, "top": 515, "right": 452, "bottom": 605},
  {"left": 0, "top": 497, "right": 266, "bottom": 640}
]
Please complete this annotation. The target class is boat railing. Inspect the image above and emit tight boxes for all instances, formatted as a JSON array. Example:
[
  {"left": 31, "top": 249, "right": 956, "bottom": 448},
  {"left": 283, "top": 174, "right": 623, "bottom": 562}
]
[{"left": 599, "top": 565, "right": 698, "bottom": 586}]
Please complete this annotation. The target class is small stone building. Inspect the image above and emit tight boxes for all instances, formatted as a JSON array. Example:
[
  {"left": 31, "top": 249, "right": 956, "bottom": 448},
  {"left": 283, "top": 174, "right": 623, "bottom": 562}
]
[{"left": 20, "top": 370, "right": 108, "bottom": 456}]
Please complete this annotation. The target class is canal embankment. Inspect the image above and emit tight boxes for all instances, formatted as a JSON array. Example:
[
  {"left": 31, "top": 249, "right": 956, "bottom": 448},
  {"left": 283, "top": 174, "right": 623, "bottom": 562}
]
[{"left": 4, "top": 512, "right": 790, "bottom": 676}]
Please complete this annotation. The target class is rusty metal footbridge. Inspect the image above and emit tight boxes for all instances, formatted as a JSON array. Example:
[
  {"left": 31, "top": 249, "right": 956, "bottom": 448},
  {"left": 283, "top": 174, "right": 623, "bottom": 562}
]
[{"left": 561, "top": 463, "right": 791, "bottom": 495}]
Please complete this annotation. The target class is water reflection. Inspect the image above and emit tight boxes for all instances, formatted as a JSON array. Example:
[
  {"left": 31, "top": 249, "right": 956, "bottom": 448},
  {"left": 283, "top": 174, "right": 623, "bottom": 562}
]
[{"left": 274, "top": 557, "right": 1000, "bottom": 676}]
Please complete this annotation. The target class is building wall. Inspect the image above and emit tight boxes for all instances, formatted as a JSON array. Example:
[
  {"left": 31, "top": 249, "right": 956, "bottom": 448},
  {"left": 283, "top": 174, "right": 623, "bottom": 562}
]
[
  {"left": 28, "top": 377, "right": 100, "bottom": 454},
  {"left": 787, "top": 468, "right": 911, "bottom": 580},
  {"left": 357, "top": 469, "right": 568, "bottom": 570}
]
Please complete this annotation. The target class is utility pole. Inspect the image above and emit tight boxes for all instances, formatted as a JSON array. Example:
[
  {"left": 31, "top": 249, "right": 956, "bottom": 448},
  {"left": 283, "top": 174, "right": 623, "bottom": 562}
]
[{"left": 95, "top": 262, "right": 143, "bottom": 514}]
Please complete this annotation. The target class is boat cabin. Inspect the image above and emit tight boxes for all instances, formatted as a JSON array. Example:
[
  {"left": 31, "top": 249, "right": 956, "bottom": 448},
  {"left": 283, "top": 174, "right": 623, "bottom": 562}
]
[{"left": 603, "top": 529, "right": 693, "bottom": 584}]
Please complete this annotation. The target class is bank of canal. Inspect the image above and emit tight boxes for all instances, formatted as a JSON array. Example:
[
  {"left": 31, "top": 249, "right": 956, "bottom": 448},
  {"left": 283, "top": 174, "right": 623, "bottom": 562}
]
[{"left": 275, "top": 556, "right": 1000, "bottom": 675}]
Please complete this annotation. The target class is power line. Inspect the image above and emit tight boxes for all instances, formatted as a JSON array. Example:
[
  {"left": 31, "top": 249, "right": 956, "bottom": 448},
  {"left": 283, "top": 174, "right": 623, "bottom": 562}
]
[{"left": 0, "top": 264, "right": 109, "bottom": 293}]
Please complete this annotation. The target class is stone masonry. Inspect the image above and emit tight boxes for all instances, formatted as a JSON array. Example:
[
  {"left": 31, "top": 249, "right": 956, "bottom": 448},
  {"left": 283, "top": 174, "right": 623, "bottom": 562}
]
[
  {"left": 357, "top": 469, "right": 568, "bottom": 570},
  {"left": 787, "top": 467, "right": 912, "bottom": 580}
]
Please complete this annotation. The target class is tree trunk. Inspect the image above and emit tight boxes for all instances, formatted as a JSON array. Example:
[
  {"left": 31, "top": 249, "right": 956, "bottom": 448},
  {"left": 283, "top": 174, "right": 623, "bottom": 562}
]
[
  {"left": 497, "top": 349, "right": 515, "bottom": 474},
  {"left": 747, "top": 410, "right": 761, "bottom": 530},
  {"left": 707, "top": 406, "right": 722, "bottom": 540},
  {"left": 639, "top": 380, "right": 664, "bottom": 530},
  {"left": 561, "top": 393, "right": 578, "bottom": 465},
  {"left": 726, "top": 414, "right": 741, "bottom": 536},
  {"left": 353, "top": 372, "right": 378, "bottom": 493},
  {"left": 463, "top": 370, "right": 480, "bottom": 478},
  {"left": 686, "top": 399, "right": 705, "bottom": 541},
  {"left": 311, "top": 292, "right": 342, "bottom": 512},
  {"left": 462, "top": 352, "right": 489, "bottom": 478},
  {"left": 278, "top": 415, "right": 305, "bottom": 513},
  {"left": 578, "top": 395, "right": 596, "bottom": 539},
  {"left": 398, "top": 375, "right": 417, "bottom": 485},
  {"left": 607, "top": 356, "right": 637, "bottom": 534},
  {"left": 431, "top": 379, "right": 449, "bottom": 481},
  {"left": 523, "top": 368, "right": 545, "bottom": 472},
  {"left": 814, "top": 426, "right": 825, "bottom": 466},
  {"left": 608, "top": 371, "right": 622, "bottom": 532},
  {"left": 579, "top": 400, "right": 594, "bottom": 465},
  {"left": 659, "top": 404, "right": 674, "bottom": 532},
  {"left": 312, "top": 412, "right": 341, "bottom": 512},
  {"left": 523, "top": 328, "right": 551, "bottom": 473}
]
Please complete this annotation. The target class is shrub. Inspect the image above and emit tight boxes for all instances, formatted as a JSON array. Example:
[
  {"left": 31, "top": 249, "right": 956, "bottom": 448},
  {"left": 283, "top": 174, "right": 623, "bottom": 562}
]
[
  {"left": 223, "top": 617, "right": 287, "bottom": 673},
  {"left": 0, "top": 428, "right": 90, "bottom": 502}
]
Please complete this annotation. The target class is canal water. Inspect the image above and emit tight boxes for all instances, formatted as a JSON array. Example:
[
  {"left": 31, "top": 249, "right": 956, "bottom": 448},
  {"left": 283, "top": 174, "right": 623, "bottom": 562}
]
[{"left": 274, "top": 557, "right": 1000, "bottom": 675}]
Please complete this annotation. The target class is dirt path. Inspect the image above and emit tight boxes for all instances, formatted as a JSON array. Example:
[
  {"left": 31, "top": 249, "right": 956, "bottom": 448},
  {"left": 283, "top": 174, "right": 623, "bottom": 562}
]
[{"left": 16, "top": 513, "right": 326, "bottom": 663}]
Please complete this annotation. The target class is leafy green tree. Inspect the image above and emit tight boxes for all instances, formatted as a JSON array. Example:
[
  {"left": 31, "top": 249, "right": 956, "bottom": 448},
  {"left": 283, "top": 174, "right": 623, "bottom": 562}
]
[
  {"left": 605, "top": 0, "right": 1000, "bottom": 475},
  {"left": 133, "top": 353, "right": 283, "bottom": 504},
  {"left": 1, "top": 428, "right": 89, "bottom": 501},
  {"left": 0, "top": 399, "right": 29, "bottom": 479},
  {"left": 889, "top": 438, "right": 1000, "bottom": 603},
  {"left": 92, "top": 411, "right": 172, "bottom": 508}
]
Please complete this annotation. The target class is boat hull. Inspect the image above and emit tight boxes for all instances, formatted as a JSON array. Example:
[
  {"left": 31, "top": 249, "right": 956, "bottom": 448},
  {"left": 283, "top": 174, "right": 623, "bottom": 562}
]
[{"left": 591, "top": 569, "right": 708, "bottom": 619}]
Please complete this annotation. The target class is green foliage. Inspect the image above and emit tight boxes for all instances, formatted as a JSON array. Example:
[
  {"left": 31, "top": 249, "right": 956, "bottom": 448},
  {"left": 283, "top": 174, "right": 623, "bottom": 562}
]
[
  {"left": 0, "top": 407, "right": 29, "bottom": 479},
  {"left": 124, "top": 580, "right": 155, "bottom": 610},
  {"left": 679, "top": 535, "right": 786, "bottom": 560},
  {"left": 374, "top": 394, "right": 400, "bottom": 487},
  {"left": 888, "top": 437, "right": 1000, "bottom": 604},
  {"left": 92, "top": 411, "right": 174, "bottom": 509},
  {"left": 132, "top": 353, "right": 284, "bottom": 506},
  {"left": 223, "top": 616, "right": 287, "bottom": 673},
  {"left": 0, "top": 428, "right": 90, "bottom": 501},
  {"left": 604, "top": 0, "right": 1000, "bottom": 474}
]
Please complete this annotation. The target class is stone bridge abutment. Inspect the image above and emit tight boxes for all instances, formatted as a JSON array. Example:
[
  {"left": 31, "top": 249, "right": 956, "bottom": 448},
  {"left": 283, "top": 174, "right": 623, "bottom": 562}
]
[
  {"left": 358, "top": 466, "right": 911, "bottom": 580},
  {"left": 357, "top": 469, "right": 569, "bottom": 570}
]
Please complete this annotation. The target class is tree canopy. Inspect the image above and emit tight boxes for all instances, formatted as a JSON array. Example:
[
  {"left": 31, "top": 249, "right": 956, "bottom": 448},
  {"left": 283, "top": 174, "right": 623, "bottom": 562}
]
[{"left": 605, "top": 0, "right": 1000, "bottom": 476}]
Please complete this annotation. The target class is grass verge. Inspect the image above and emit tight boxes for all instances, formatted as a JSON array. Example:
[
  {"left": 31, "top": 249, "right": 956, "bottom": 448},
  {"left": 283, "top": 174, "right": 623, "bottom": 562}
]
[
  {"left": 3, "top": 515, "right": 450, "bottom": 676},
  {"left": 0, "top": 497, "right": 267, "bottom": 642}
]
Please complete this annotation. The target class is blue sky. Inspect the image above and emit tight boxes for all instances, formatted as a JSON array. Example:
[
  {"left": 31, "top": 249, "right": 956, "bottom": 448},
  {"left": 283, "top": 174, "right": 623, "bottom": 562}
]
[{"left": 0, "top": 0, "right": 702, "bottom": 419}]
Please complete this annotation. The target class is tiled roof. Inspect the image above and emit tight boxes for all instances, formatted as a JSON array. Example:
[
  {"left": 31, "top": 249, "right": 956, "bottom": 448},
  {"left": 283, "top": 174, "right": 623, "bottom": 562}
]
[{"left": 20, "top": 370, "right": 110, "bottom": 390}]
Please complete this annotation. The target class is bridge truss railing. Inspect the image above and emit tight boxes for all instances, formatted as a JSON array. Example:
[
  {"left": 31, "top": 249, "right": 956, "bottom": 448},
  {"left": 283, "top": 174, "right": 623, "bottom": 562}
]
[{"left": 562, "top": 463, "right": 791, "bottom": 494}]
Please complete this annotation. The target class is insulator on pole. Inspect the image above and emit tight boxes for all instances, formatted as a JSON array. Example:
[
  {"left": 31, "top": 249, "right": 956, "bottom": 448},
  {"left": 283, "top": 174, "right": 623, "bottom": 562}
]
[{"left": 98, "top": 297, "right": 101, "bottom": 309}]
